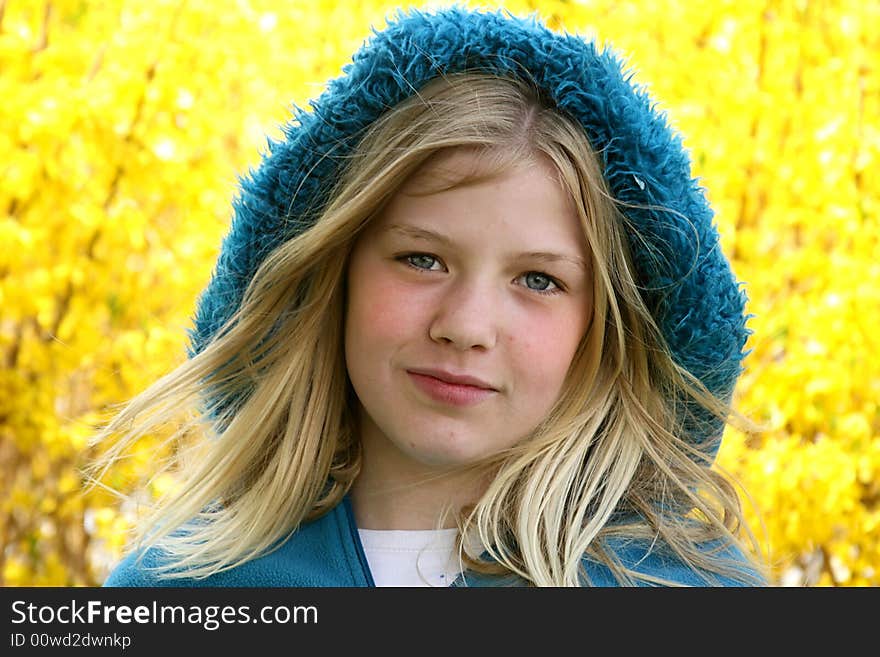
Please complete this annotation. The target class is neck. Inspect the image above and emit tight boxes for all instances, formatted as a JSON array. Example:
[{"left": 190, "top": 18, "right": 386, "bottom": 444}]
[
  {"left": 350, "top": 437, "right": 490, "bottom": 531},
  {"left": 350, "top": 471, "right": 485, "bottom": 530}
]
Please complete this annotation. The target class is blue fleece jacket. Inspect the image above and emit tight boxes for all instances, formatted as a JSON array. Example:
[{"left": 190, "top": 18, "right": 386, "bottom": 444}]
[{"left": 104, "top": 495, "right": 758, "bottom": 587}]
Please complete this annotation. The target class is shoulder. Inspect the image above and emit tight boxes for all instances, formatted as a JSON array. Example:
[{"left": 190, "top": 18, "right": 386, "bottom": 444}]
[
  {"left": 587, "top": 536, "right": 766, "bottom": 587},
  {"left": 457, "top": 538, "right": 765, "bottom": 588},
  {"left": 101, "top": 540, "right": 268, "bottom": 587},
  {"left": 103, "top": 499, "right": 370, "bottom": 587},
  {"left": 102, "top": 544, "right": 178, "bottom": 587}
]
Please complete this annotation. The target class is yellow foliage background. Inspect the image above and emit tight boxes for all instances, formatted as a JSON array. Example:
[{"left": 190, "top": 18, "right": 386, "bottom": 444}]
[{"left": 2, "top": 0, "right": 877, "bottom": 586}]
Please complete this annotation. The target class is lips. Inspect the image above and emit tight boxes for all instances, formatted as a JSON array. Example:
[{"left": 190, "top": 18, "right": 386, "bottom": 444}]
[
  {"left": 406, "top": 368, "right": 497, "bottom": 390},
  {"left": 407, "top": 370, "right": 498, "bottom": 407}
]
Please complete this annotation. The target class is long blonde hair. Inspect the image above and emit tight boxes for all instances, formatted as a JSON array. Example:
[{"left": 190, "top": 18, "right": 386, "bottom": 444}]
[{"left": 87, "top": 71, "right": 767, "bottom": 585}]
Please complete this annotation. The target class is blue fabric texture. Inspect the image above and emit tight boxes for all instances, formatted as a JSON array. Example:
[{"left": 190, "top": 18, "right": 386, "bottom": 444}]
[
  {"left": 105, "top": 496, "right": 375, "bottom": 587},
  {"left": 186, "top": 5, "right": 753, "bottom": 446},
  {"left": 104, "top": 495, "right": 758, "bottom": 587}
]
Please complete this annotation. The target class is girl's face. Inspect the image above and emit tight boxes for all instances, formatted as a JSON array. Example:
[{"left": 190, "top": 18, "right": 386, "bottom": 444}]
[{"left": 344, "top": 148, "right": 593, "bottom": 473}]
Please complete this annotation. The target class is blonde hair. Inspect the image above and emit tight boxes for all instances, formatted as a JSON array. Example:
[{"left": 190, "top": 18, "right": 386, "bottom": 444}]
[{"left": 87, "top": 71, "right": 767, "bottom": 585}]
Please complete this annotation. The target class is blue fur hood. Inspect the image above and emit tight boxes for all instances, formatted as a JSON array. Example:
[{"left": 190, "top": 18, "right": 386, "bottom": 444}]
[{"left": 187, "top": 5, "right": 752, "bottom": 447}]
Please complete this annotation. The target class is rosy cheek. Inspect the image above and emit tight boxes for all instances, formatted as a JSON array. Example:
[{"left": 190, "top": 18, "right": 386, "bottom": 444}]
[
  {"left": 509, "top": 315, "right": 580, "bottom": 387},
  {"left": 356, "top": 273, "right": 427, "bottom": 343}
]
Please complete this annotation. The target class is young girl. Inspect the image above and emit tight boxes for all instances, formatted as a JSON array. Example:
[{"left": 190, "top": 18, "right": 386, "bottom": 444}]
[{"left": 92, "top": 6, "right": 767, "bottom": 587}]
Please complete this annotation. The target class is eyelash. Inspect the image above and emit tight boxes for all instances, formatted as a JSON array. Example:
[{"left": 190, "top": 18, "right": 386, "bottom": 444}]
[{"left": 396, "top": 252, "right": 566, "bottom": 296}]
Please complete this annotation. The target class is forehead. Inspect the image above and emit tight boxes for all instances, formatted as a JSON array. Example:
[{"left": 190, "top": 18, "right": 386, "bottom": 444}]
[
  {"left": 365, "top": 148, "right": 589, "bottom": 263},
  {"left": 401, "top": 146, "right": 555, "bottom": 196}
]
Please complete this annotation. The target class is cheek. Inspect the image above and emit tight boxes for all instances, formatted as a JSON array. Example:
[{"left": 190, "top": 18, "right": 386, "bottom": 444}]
[
  {"left": 508, "top": 310, "right": 585, "bottom": 392},
  {"left": 346, "top": 265, "right": 426, "bottom": 350}
]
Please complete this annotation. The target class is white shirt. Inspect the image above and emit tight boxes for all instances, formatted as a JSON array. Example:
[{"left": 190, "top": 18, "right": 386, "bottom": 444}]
[{"left": 358, "top": 528, "right": 464, "bottom": 587}]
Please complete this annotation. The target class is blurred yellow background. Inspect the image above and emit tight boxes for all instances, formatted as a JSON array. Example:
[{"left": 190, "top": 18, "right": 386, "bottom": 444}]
[{"left": 1, "top": 0, "right": 877, "bottom": 586}]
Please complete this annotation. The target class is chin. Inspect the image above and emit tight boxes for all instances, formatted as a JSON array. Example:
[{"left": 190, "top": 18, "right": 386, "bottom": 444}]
[{"left": 403, "top": 439, "right": 497, "bottom": 469}]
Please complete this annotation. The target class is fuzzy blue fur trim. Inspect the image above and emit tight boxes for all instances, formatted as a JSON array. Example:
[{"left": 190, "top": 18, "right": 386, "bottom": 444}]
[{"left": 187, "top": 5, "right": 753, "bottom": 446}]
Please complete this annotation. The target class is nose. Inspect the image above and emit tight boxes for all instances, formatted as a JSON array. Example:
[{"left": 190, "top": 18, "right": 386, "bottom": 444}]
[{"left": 428, "top": 277, "right": 499, "bottom": 351}]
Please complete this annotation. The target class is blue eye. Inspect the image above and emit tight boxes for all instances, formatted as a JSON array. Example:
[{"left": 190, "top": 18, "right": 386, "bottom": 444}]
[
  {"left": 520, "top": 272, "right": 563, "bottom": 296},
  {"left": 525, "top": 272, "right": 551, "bottom": 290},
  {"left": 402, "top": 253, "right": 443, "bottom": 271},
  {"left": 398, "top": 253, "right": 564, "bottom": 296}
]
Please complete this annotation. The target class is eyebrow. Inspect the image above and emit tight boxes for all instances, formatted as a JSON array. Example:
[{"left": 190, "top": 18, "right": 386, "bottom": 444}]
[{"left": 381, "top": 223, "right": 590, "bottom": 272}]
